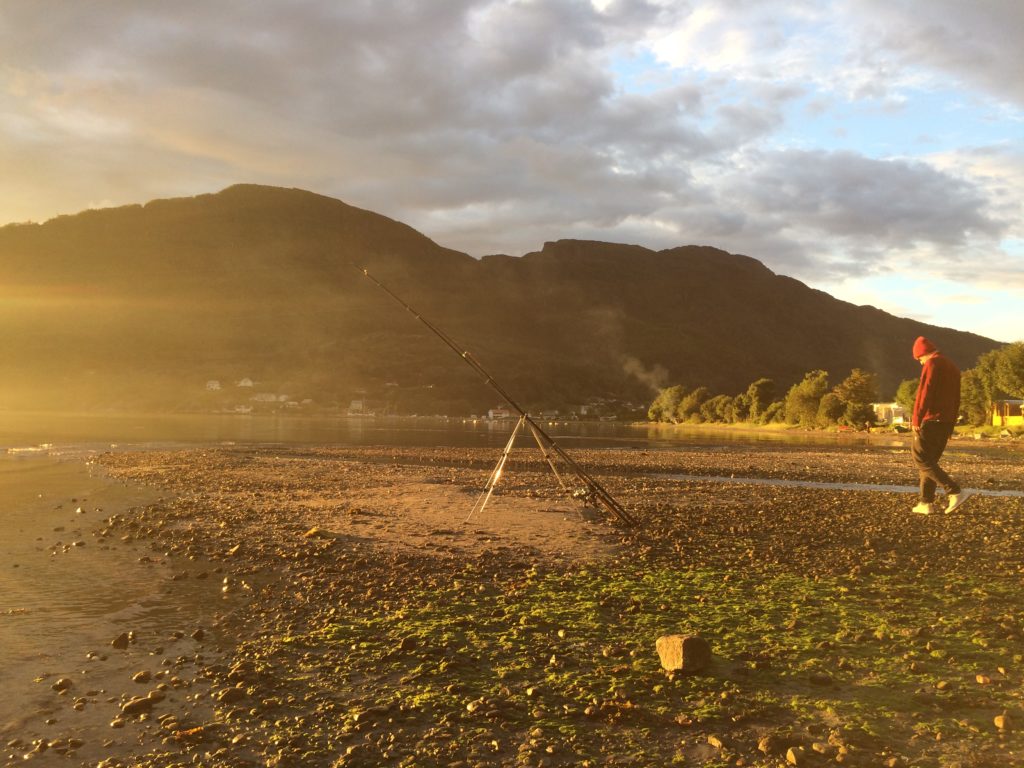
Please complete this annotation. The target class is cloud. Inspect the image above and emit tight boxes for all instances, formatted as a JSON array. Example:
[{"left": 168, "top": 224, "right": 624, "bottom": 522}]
[
  {"left": 729, "top": 149, "right": 1003, "bottom": 245},
  {"left": 0, "top": 0, "right": 1020, "bottom": 344},
  {"left": 847, "top": 0, "right": 1024, "bottom": 107}
]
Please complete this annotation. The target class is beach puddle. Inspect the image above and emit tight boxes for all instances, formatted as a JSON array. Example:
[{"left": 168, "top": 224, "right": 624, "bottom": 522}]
[{"left": 656, "top": 472, "right": 1024, "bottom": 497}]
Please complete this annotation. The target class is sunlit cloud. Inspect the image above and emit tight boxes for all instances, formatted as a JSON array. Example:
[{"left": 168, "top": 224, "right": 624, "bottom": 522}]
[{"left": 0, "top": 0, "right": 1020, "bottom": 341}]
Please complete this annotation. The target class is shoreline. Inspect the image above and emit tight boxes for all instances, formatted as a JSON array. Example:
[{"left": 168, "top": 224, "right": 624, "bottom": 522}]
[
  {"left": 0, "top": 455, "right": 245, "bottom": 766},
  {"left": 5, "top": 441, "right": 1023, "bottom": 766}
]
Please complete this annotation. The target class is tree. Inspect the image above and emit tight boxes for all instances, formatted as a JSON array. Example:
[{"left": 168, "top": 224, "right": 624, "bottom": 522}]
[
  {"left": 730, "top": 393, "right": 752, "bottom": 423},
  {"left": 784, "top": 370, "right": 829, "bottom": 427},
  {"left": 761, "top": 401, "right": 785, "bottom": 423},
  {"left": 830, "top": 368, "right": 880, "bottom": 428},
  {"left": 960, "top": 368, "right": 990, "bottom": 426},
  {"left": 956, "top": 345, "right": 1018, "bottom": 426},
  {"left": 648, "top": 385, "right": 686, "bottom": 422},
  {"left": 817, "top": 392, "right": 845, "bottom": 426},
  {"left": 973, "top": 348, "right": 1007, "bottom": 403},
  {"left": 745, "top": 378, "right": 776, "bottom": 423},
  {"left": 833, "top": 368, "right": 879, "bottom": 407},
  {"left": 675, "top": 386, "right": 710, "bottom": 423},
  {"left": 895, "top": 378, "right": 918, "bottom": 412},
  {"left": 842, "top": 401, "right": 876, "bottom": 428},
  {"left": 995, "top": 342, "right": 1024, "bottom": 398},
  {"left": 700, "top": 394, "right": 733, "bottom": 423}
]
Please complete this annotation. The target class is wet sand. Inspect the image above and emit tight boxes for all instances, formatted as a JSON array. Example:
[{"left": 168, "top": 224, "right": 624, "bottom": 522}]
[
  {"left": 4, "top": 439, "right": 1024, "bottom": 767},
  {"left": 0, "top": 455, "right": 245, "bottom": 766}
]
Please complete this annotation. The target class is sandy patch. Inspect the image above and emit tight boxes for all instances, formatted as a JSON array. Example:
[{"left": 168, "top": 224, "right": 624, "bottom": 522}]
[{"left": 307, "top": 476, "right": 619, "bottom": 562}]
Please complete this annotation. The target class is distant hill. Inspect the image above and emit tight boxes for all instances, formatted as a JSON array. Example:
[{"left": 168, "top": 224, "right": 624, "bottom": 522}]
[{"left": 0, "top": 184, "right": 1000, "bottom": 414}]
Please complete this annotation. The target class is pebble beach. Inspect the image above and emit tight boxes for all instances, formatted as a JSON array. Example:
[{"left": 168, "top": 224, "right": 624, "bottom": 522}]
[{"left": 3, "top": 437, "right": 1024, "bottom": 767}]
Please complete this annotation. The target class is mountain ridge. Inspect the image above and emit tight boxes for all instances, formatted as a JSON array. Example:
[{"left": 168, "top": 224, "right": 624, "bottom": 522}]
[{"left": 0, "top": 184, "right": 1000, "bottom": 413}]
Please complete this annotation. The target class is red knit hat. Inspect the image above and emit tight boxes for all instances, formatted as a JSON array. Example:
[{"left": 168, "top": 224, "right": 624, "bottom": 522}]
[{"left": 912, "top": 336, "right": 937, "bottom": 358}]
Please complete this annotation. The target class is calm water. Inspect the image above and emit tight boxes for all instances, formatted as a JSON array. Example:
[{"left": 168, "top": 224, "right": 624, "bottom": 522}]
[
  {"left": 0, "top": 410, "right": 913, "bottom": 453},
  {"left": 0, "top": 454, "right": 230, "bottom": 748}
]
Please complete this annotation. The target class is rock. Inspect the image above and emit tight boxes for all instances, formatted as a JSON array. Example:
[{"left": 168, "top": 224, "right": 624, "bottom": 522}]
[
  {"left": 111, "top": 632, "right": 131, "bottom": 650},
  {"left": 191, "top": 628, "right": 206, "bottom": 641},
  {"left": 707, "top": 735, "right": 724, "bottom": 749},
  {"left": 655, "top": 635, "right": 712, "bottom": 672},
  {"left": 121, "top": 697, "right": 153, "bottom": 716},
  {"left": 786, "top": 746, "right": 806, "bottom": 765},
  {"left": 994, "top": 713, "right": 1012, "bottom": 731},
  {"left": 51, "top": 678, "right": 73, "bottom": 692},
  {"left": 215, "top": 686, "right": 248, "bottom": 704},
  {"left": 132, "top": 671, "right": 152, "bottom": 684}
]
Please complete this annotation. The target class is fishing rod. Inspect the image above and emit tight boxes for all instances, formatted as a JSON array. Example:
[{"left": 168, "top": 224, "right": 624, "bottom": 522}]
[{"left": 352, "top": 264, "right": 638, "bottom": 528}]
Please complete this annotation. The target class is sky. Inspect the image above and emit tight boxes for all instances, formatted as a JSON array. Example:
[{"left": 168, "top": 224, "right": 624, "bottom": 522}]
[{"left": 1, "top": 0, "right": 1021, "bottom": 342}]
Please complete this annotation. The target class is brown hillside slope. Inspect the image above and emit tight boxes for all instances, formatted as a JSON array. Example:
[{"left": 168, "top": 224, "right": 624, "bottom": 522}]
[{"left": 0, "top": 184, "right": 998, "bottom": 411}]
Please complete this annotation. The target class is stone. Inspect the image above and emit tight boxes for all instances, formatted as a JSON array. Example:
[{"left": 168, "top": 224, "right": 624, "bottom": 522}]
[
  {"left": 786, "top": 746, "right": 805, "bottom": 765},
  {"left": 111, "top": 632, "right": 130, "bottom": 650},
  {"left": 215, "top": 686, "right": 248, "bottom": 704},
  {"left": 655, "top": 635, "right": 711, "bottom": 672},
  {"left": 51, "top": 678, "right": 73, "bottom": 692},
  {"left": 121, "top": 697, "right": 153, "bottom": 716},
  {"left": 994, "top": 713, "right": 1012, "bottom": 731},
  {"left": 132, "top": 671, "right": 152, "bottom": 684}
]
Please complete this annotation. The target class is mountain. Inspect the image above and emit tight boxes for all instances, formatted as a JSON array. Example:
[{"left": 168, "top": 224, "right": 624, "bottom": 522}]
[{"left": 0, "top": 184, "right": 1000, "bottom": 413}]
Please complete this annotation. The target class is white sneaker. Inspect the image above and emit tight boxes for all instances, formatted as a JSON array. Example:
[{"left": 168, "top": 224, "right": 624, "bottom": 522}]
[
  {"left": 945, "top": 493, "right": 969, "bottom": 514},
  {"left": 911, "top": 502, "right": 935, "bottom": 515}
]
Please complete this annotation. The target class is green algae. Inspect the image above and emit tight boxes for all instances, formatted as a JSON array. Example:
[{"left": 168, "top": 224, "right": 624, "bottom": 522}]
[{"left": 280, "top": 562, "right": 1024, "bottom": 765}]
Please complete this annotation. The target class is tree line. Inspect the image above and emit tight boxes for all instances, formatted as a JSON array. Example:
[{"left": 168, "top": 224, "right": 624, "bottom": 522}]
[{"left": 648, "top": 341, "right": 1024, "bottom": 429}]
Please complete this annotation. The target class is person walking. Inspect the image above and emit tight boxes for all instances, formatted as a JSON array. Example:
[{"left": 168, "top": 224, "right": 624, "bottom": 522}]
[{"left": 910, "top": 336, "right": 966, "bottom": 515}]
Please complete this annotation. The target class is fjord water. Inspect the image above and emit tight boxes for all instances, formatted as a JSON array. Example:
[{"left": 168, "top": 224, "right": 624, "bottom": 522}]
[
  {"left": 0, "top": 410, "right": 900, "bottom": 452},
  {"left": 0, "top": 455, "right": 227, "bottom": 747}
]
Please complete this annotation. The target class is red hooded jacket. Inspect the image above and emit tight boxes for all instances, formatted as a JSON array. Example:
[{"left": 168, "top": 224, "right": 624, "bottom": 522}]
[{"left": 912, "top": 353, "right": 961, "bottom": 428}]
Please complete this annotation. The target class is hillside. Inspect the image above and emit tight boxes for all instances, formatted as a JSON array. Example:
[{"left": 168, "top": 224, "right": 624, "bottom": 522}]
[{"left": 0, "top": 184, "right": 1000, "bottom": 413}]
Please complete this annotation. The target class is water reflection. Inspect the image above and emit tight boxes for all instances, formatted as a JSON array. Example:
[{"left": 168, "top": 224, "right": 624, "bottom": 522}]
[{"left": 0, "top": 410, "right": 926, "bottom": 452}]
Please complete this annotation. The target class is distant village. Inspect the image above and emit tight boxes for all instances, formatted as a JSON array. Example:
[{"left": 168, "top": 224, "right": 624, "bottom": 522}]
[{"left": 199, "top": 377, "right": 646, "bottom": 421}]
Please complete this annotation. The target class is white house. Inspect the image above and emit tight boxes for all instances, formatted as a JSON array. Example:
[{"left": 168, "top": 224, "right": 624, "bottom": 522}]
[{"left": 872, "top": 402, "right": 907, "bottom": 425}]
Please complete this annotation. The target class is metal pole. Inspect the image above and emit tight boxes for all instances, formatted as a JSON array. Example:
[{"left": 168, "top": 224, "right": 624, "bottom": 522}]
[
  {"left": 466, "top": 415, "right": 525, "bottom": 524},
  {"left": 353, "top": 264, "right": 638, "bottom": 527}
]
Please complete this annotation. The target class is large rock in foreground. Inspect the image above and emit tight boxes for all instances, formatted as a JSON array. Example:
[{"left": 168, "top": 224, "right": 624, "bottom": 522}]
[{"left": 656, "top": 634, "right": 712, "bottom": 672}]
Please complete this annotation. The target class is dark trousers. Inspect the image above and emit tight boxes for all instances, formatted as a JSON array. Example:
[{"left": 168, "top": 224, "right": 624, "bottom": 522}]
[{"left": 912, "top": 421, "right": 960, "bottom": 502}]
